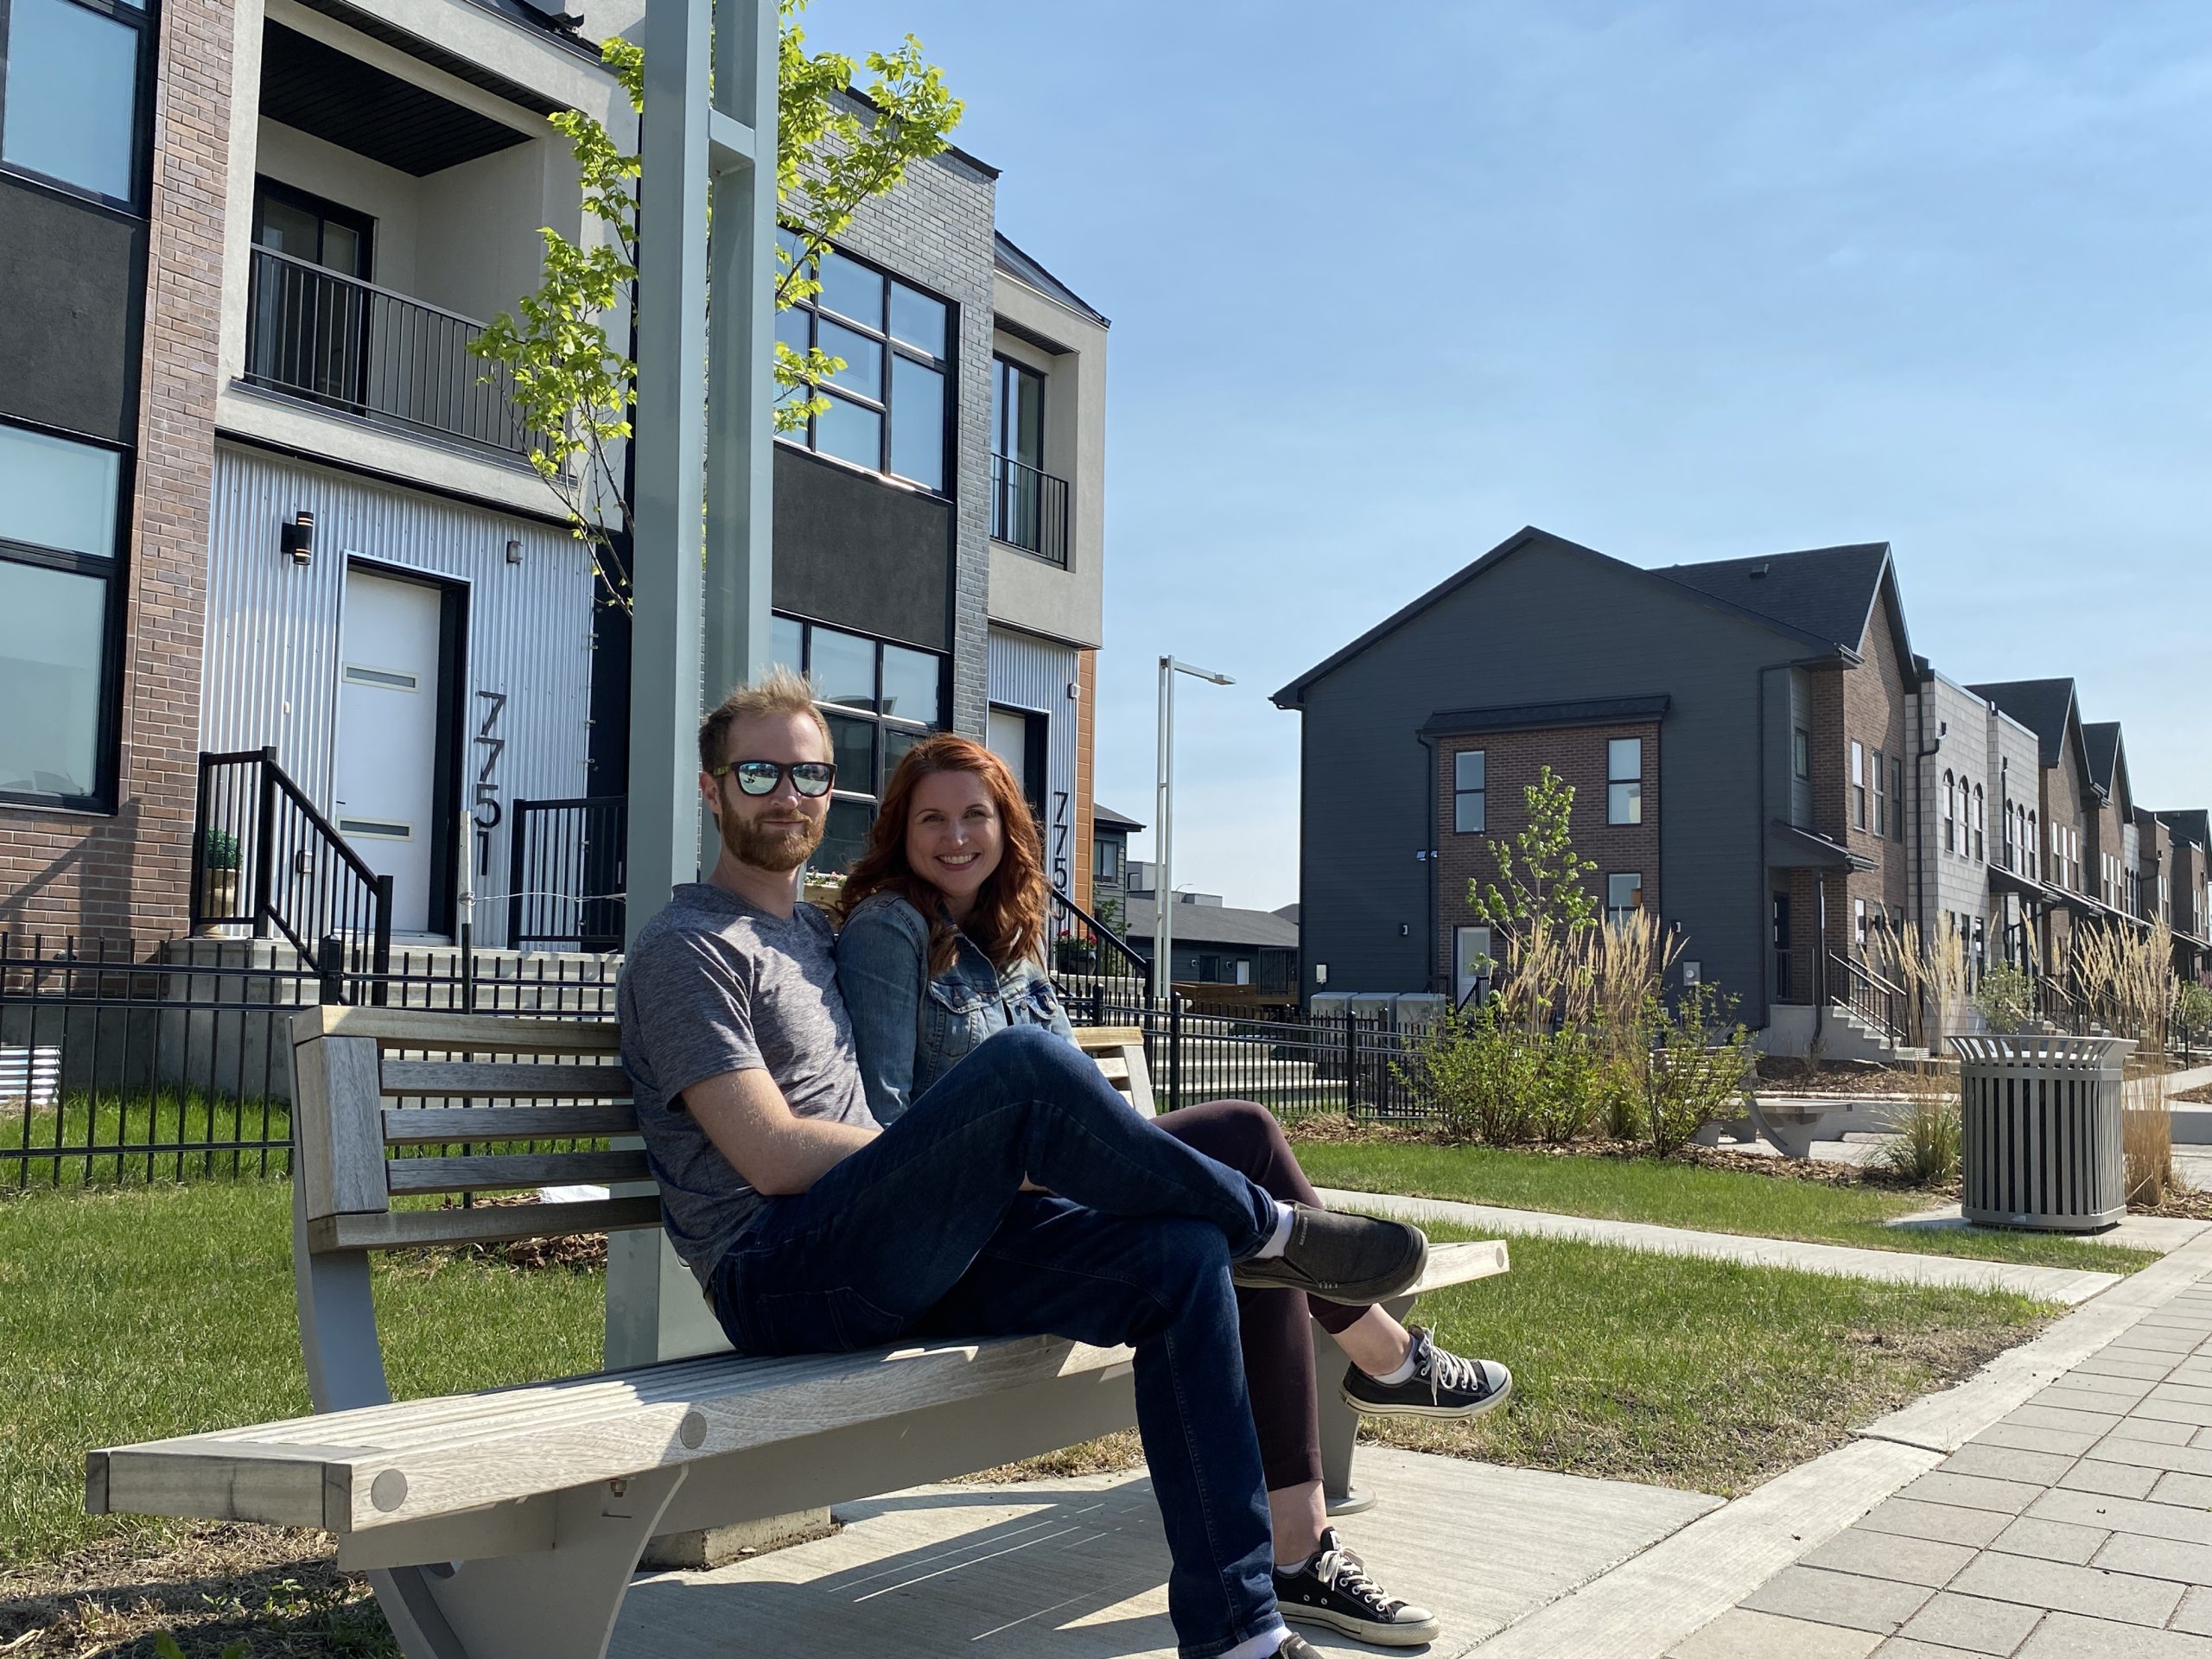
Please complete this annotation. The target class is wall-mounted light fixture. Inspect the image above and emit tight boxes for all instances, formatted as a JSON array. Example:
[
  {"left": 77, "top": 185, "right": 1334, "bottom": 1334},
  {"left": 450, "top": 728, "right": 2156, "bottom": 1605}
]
[
  {"left": 281, "top": 510, "right": 315, "bottom": 566},
  {"left": 506, "top": 538, "right": 524, "bottom": 565}
]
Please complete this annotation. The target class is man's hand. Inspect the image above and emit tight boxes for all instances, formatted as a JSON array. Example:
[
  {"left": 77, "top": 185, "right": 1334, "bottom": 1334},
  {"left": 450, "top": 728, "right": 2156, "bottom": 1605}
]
[{"left": 683, "top": 1067, "right": 879, "bottom": 1196}]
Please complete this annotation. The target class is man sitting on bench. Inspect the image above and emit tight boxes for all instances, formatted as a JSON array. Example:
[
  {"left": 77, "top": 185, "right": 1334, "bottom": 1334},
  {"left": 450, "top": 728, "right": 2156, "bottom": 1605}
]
[{"left": 618, "top": 671, "right": 1431, "bottom": 1659}]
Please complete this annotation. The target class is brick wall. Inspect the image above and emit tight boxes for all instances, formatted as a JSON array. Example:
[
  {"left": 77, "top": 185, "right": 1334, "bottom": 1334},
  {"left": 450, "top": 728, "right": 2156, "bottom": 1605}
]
[
  {"left": 2041, "top": 747, "right": 2087, "bottom": 969},
  {"left": 1433, "top": 720, "right": 1661, "bottom": 982},
  {"left": 1802, "top": 590, "right": 1913, "bottom": 961},
  {"left": 0, "top": 0, "right": 228, "bottom": 944}
]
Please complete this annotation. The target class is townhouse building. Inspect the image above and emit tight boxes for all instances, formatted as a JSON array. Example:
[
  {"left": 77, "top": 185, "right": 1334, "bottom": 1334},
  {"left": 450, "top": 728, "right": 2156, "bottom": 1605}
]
[
  {"left": 0, "top": 0, "right": 1111, "bottom": 955},
  {"left": 1274, "top": 528, "right": 2209, "bottom": 1052}
]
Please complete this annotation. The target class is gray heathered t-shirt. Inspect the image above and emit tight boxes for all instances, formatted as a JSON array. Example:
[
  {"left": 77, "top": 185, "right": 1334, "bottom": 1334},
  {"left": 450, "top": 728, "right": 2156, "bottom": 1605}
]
[{"left": 618, "top": 883, "right": 878, "bottom": 1284}]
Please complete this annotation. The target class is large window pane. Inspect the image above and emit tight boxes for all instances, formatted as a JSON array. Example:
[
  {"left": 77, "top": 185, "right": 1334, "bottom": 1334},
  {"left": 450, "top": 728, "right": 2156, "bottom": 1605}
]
[
  {"left": 770, "top": 614, "right": 804, "bottom": 676},
  {"left": 823, "top": 712, "right": 876, "bottom": 796},
  {"left": 1607, "top": 737, "right": 1641, "bottom": 781},
  {"left": 883, "top": 725, "right": 925, "bottom": 782},
  {"left": 1608, "top": 780, "right": 1643, "bottom": 825},
  {"left": 816, "top": 249, "right": 885, "bottom": 327},
  {"left": 890, "top": 283, "right": 947, "bottom": 358},
  {"left": 815, "top": 394, "right": 881, "bottom": 470},
  {"left": 880, "top": 644, "right": 943, "bottom": 726},
  {"left": 774, "top": 302, "right": 810, "bottom": 359},
  {"left": 817, "top": 320, "right": 882, "bottom": 397},
  {"left": 0, "top": 423, "right": 119, "bottom": 556},
  {"left": 889, "top": 359, "right": 945, "bottom": 490},
  {"left": 3, "top": 0, "right": 141, "bottom": 202},
  {"left": 816, "top": 798, "right": 874, "bottom": 875},
  {"left": 810, "top": 626, "right": 876, "bottom": 710},
  {"left": 0, "top": 558, "right": 105, "bottom": 798},
  {"left": 1454, "top": 750, "right": 1484, "bottom": 791}
]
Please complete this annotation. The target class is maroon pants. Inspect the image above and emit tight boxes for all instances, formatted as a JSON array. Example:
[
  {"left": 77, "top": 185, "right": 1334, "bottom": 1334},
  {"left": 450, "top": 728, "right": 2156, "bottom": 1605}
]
[{"left": 1154, "top": 1098, "right": 1362, "bottom": 1492}]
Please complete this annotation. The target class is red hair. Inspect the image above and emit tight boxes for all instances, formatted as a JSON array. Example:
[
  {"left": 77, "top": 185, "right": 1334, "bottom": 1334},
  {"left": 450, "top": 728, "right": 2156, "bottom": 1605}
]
[{"left": 839, "top": 734, "right": 1049, "bottom": 976}]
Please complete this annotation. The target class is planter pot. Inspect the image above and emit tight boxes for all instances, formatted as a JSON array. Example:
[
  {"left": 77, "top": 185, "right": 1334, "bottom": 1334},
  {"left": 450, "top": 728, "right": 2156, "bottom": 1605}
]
[
  {"left": 1952, "top": 1033, "right": 2135, "bottom": 1232},
  {"left": 197, "top": 868, "right": 240, "bottom": 936}
]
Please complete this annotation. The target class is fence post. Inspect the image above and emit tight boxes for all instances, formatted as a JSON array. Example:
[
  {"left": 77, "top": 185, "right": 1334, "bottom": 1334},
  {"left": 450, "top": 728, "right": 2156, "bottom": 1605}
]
[
  {"left": 370, "top": 874, "right": 394, "bottom": 1008},
  {"left": 252, "top": 747, "right": 279, "bottom": 939},
  {"left": 1343, "top": 1014, "right": 1359, "bottom": 1119},
  {"left": 1167, "top": 993, "right": 1184, "bottom": 1115},
  {"left": 316, "top": 937, "right": 346, "bottom": 1007},
  {"left": 507, "top": 799, "right": 530, "bottom": 948},
  {"left": 189, "top": 753, "right": 212, "bottom": 932}
]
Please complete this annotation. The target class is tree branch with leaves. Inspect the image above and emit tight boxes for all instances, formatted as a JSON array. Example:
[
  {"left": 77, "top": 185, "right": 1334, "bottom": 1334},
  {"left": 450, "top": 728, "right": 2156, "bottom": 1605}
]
[{"left": 470, "top": 0, "right": 963, "bottom": 611}]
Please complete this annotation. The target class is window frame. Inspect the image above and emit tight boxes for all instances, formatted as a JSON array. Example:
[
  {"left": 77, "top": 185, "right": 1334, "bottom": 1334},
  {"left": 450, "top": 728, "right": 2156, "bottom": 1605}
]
[
  {"left": 774, "top": 232, "right": 954, "bottom": 495},
  {"left": 1452, "top": 747, "right": 1485, "bottom": 836},
  {"left": 0, "top": 0, "right": 158, "bottom": 214},
  {"left": 1605, "top": 735, "right": 1643, "bottom": 826},
  {"left": 1871, "top": 747, "right": 1886, "bottom": 838},
  {"left": 1890, "top": 756, "right": 1904, "bottom": 842},
  {"left": 1792, "top": 726, "right": 1811, "bottom": 782},
  {"left": 1972, "top": 784, "right": 1985, "bottom": 862},
  {"left": 1942, "top": 769, "right": 1956, "bottom": 854},
  {"left": 0, "top": 415, "right": 132, "bottom": 813},
  {"left": 1605, "top": 872, "right": 1643, "bottom": 927},
  {"left": 772, "top": 613, "right": 949, "bottom": 875},
  {"left": 1850, "top": 740, "right": 1866, "bottom": 830}
]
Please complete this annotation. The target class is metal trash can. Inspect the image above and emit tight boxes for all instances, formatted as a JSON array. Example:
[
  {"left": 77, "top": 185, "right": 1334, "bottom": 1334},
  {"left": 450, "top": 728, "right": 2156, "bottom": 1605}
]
[{"left": 1953, "top": 1033, "right": 2134, "bottom": 1231}]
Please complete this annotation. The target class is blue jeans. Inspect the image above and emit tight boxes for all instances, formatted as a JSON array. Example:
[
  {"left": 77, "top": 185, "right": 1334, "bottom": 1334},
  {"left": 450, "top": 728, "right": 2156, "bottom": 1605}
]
[{"left": 707, "top": 1026, "right": 1282, "bottom": 1658}]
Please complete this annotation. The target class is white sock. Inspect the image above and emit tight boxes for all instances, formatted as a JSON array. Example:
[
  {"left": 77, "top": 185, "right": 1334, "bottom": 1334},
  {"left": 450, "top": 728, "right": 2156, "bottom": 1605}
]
[
  {"left": 1221, "top": 1624, "right": 1290, "bottom": 1659},
  {"left": 1370, "top": 1342, "right": 1419, "bottom": 1387},
  {"left": 1252, "top": 1201, "right": 1295, "bottom": 1260}
]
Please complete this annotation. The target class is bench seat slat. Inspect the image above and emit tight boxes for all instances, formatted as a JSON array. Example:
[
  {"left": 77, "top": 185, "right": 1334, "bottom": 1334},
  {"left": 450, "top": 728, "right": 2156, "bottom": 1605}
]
[
  {"left": 385, "top": 1151, "right": 652, "bottom": 1197},
  {"left": 308, "top": 1196, "right": 663, "bottom": 1253},
  {"left": 382, "top": 1105, "right": 641, "bottom": 1145},
  {"left": 296, "top": 1007, "right": 622, "bottom": 1053},
  {"left": 378, "top": 1060, "right": 630, "bottom": 1099}
]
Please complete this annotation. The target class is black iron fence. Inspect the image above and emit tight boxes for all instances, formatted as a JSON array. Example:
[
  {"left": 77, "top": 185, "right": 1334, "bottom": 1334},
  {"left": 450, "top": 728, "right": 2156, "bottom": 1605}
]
[
  {"left": 2, "top": 935, "right": 616, "bottom": 1185},
  {"left": 508, "top": 796, "right": 628, "bottom": 951},
  {"left": 245, "top": 245, "right": 546, "bottom": 460},
  {"left": 988, "top": 452, "right": 1071, "bottom": 567},
  {"left": 193, "top": 747, "right": 393, "bottom": 994}
]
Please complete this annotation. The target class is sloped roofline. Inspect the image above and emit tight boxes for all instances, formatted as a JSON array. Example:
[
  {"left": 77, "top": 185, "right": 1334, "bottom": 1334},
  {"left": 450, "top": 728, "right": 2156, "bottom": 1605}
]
[{"left": 1271, "top": 527, "right": 1848, "bottom": 709}]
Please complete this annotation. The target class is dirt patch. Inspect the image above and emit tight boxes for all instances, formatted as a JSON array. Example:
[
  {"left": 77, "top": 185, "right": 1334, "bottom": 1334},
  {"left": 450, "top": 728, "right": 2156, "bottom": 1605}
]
[
  {"left": 394, "top": 1194, "right": 609, "bottom": 1274},
  {"left": 1754, "top": 1058, "right": 1936, "bottom": 1097},
  {"left": 0, "top": 1522, "right": 392, "bottom": 1657},
  {"left": 955, "top": 1429, "right": 1147, "bottom": 1487},
  {"left": 2178, "top": 1084, "right": 2212, "bottom": 1105}
]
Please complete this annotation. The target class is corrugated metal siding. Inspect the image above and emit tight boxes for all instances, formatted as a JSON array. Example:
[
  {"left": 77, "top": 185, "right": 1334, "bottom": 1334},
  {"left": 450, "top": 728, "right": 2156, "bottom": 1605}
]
[
  {"left": 202, "top": 442, "right": 594, "bottom": 945},
  {"left": 987, "top": 626, "right": 1081, "bottom": 893}
]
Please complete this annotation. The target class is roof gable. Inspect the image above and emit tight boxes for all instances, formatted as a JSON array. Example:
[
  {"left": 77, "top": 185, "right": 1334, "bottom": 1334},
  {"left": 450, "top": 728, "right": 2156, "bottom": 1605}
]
[
  {"left": 2081, "top": 721, "right": 2132, "bottom": 807},
  {"left": 1967, "top": 678, "right": 2078, "bottom": 771},
  {"left": 1652, "top": 543, "right": 1900, "bottom": 659},
  {"left": 2158, "top": 809, "right": 2211, "bottom": 850}
]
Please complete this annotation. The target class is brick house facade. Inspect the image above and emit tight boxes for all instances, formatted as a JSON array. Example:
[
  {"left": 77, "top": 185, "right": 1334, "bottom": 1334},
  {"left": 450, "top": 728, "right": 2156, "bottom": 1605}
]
[{"left": 0, "top": 0, "right": 231, "bottom": 944}]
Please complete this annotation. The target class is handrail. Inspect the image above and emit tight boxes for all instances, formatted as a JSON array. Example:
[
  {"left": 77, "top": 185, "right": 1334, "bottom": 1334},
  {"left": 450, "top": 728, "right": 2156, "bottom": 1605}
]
[
  {"left": 1049, "top": 887, "right": 1148, "bottom": 980},
  {"left": 988, "top": 452, "right": 1071, "bottom": 567},
  {"left": 251, "top": 244, "right": 496, "bottom": 331},
  {"left": 508, "top": 796, "right": 628, "bottom": 951},
  {"left": 1828, "top": 950, "right": 1907, "bottom": 1045}
]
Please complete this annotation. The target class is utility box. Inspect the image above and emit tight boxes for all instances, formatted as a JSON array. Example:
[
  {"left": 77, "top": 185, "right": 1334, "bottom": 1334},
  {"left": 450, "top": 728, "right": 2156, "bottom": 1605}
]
[{"left": 1953, "top": 1033, "right": 2133, "bottom": 1232}]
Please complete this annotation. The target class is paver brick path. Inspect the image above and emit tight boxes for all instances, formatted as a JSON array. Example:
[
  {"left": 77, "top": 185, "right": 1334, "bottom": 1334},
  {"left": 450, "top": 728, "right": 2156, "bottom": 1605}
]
[{"left": 1673, "top": 1286, "right": 2212, "bottom": 1656}]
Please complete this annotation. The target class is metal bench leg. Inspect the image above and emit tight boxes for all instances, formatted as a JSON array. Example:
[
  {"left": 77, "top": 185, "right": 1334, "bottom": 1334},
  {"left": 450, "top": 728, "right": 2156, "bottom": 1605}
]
[
  {"left": 1313, "top": 1292, "right": 1416, "bottom": 1516},
  {"left": 373, "top": 1466, "right": 689, "bottom": 1659}
]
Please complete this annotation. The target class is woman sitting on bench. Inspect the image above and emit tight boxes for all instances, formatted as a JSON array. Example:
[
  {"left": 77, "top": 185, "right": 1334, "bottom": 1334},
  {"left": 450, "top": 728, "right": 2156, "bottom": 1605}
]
[{"left": 835, "top": 734, "right": 1512, "bottom": 1651}]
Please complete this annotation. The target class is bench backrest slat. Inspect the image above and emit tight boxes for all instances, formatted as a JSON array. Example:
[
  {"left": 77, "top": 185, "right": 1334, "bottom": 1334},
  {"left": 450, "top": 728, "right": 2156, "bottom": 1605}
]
[
  {"left": 378, "top": 1060, "right": 629, "bottom": 1099},
  {"left": 381, "top": 1105, "right": 641, "bottom": 1144},
  {"left": 385, "top": 1149, "right": 654, "bottom": 1198}
]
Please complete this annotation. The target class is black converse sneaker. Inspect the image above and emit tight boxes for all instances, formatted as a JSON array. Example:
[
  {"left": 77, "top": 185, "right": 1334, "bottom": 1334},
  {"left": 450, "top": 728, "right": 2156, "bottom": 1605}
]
[
  {"left": 1274, "top": 1528, "right": 1440, "bottom": 1647},
  {"left": 1340, "top": 1324, "right": 1512, "bottom": 1421}
]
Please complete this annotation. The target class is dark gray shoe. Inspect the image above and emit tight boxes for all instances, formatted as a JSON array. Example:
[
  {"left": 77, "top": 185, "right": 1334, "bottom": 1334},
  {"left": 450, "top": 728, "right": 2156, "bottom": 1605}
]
[
  {"left": 1274, "top": 1634, "right": 1325, "bottom": 1658},
  {"left": 1231, "top": 1205, "right": 1427, "bottom": 1303}
]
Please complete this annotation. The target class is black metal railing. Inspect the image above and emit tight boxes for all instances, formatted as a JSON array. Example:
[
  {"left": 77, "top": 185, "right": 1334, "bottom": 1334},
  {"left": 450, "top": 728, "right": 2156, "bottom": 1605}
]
[
  {"left": 1, "top": 935, "right": 619, "bottom": 1185},
  {"left": 193, "top": 748, "right": 392, "bottom": 1000},
  {"left": 1046, "top": 887, "right": 1151, "bottom": 1025},
  {"left": 245, "top": 244, "right": 546, "bottom": 459},
  {"left": 988, "top": 452, "right": 1071, "bottom": 567},
  {"left": 1829, "top": 951, "right": 1908, "bottom": 1045},
  {"left": 508, "top": 797, "right": 628, "bottom": 951}
]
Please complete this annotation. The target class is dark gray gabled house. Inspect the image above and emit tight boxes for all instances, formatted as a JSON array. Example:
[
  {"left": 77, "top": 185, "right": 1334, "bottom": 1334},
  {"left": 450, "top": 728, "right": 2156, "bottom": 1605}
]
[{"left": 1273, "top": 527, "right": 1923, "bottom": 1054}]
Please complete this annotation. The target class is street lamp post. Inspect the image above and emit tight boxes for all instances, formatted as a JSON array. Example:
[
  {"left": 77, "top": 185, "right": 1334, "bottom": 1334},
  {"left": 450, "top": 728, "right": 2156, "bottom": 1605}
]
[{"left": 1153, "top": 655, "right": 1235, "bottom": 1012}]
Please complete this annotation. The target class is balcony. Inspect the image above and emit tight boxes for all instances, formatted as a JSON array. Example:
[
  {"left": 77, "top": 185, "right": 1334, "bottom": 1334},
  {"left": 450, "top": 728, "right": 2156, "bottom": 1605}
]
[
  {"left": 244, "top": 245, "right": 546, "bottom": 461},
  {"left": 989, "top": 453, "right": 1071, "bottom": 568}
]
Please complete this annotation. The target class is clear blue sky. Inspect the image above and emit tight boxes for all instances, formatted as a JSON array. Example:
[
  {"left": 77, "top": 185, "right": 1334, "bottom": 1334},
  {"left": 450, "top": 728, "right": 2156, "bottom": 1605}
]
[{"left": 821, "top": 0, "right": 2212, "bottom": 913}]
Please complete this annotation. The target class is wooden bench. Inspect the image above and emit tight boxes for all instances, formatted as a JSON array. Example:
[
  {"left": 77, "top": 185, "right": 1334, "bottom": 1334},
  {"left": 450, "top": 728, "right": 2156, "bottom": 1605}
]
[{"left": 88, "top": 1009, "right": 1508, "bottom": 1659}]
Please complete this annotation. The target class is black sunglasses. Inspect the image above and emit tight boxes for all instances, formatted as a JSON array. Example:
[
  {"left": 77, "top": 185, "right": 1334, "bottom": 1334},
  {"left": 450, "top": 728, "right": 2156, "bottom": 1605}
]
[{"left": 709, "top": 759, "right": 838, "bottom": 798}]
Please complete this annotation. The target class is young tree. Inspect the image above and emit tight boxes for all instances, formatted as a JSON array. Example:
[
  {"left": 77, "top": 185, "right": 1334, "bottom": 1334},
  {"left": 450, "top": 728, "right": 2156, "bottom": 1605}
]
[
  {"left": 471, "top": 0, "right": 963, "bottom": 608},
  {"left": 1471, "top": 765, "right": 1598, "bottom": 950}
]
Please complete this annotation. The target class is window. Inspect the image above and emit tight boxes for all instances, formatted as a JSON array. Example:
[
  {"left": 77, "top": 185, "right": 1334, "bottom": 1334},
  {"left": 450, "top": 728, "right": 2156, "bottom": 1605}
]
[
  {"left": 1851, "top": 741, "right": 1866, "bottom": 830},
  {"left": 1606, "top": 736, "right": 1643, "bottom": 825},
  {"left": 2027, "top": 810, "right": 2037, "bottom": 880},
  {"left": 776, "top": 232, "right": 950, "bottom": 491},
  {"left": 1605, "top": 873, "right": 1643, "bottom": 927},
  {"left": 1452, "top": 925, "right": 1492, "bottom": 1009},
  {"left": 1, "top": 0, "right": 151, "bottom": 207},
  {"left": 1942, "top": 770, "right": 1956, "bottom": 854},
  {"left": 1793, "top": 727, "right": 1811, "bottom": 781},
  {"left": 1095, "top": 837, "right": 1122, "bottom": 883},
  {"left": 1872, "top": 749, "right": 1886, "bottom": 838},
  {"left": 1854, "top": 897, "right": 1867, "bottom": 951},
  {"left": 772, "top": 615, "right": 947, "bottom": 874},
  {"left": 1973, "top": 785, "right": 1985, "bottom": 862},
  {"left": 0, "top": 421, "right": 124, "bottom": 808},
  {"left": 2004, "top": 802, "right": 2017, "bottom": 870},
  {"left": 1453, "top": 748, "right": 1484, "bottom": 834},
  {"left": 1891, "top": 756, "right": 1904, "bottom": 842}
]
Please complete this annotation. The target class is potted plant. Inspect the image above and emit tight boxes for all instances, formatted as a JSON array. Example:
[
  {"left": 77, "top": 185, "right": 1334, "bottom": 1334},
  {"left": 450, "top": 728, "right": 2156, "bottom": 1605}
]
[{"left": 199, "top": 828, "right": 242, "bottom": 932}]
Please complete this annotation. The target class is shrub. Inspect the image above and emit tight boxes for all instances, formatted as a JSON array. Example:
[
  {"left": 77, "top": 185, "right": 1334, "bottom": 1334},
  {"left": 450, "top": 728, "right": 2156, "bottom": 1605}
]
[
  {"left": 2177, "top": 981, "right": 2212, "bottom": 1049},
  {"left": 202, "top": 826, "right": 242, "bottom": 872},
  {"left": 1414, "top": 1006, "right": 1545, "bottom": 1144},
  {"left": 1970, "top": 962, "right": 2037, "bottom": 1034},
  {"left": 1643, "top": 982, "right": 1755, "bottom": 1157},
  {"left": 1878, "top": 1071, "right": 1961, "bottom": 1185}
]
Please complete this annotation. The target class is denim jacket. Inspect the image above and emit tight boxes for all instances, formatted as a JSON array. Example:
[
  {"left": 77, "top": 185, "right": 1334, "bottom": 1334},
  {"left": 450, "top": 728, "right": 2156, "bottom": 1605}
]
[{"left": 836, "top": 890, "right": 1072, "bottom": 1125}]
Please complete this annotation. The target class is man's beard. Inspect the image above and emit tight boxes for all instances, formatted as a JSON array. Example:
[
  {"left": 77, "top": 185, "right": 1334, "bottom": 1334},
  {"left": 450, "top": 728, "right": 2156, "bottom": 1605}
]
[{"left": 720, "top": 804, "right": 825, "bottom": 874}]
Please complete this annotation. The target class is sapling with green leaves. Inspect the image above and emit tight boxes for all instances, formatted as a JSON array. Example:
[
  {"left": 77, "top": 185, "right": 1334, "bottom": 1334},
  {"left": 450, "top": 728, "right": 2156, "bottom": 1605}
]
[{"left": 470, "top": 0, "right": 963, "bottom": 610}]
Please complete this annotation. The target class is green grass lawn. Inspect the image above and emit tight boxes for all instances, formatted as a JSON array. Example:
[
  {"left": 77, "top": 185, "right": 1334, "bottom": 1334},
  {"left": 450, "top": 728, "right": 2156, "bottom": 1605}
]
[
  {"left": 1295, "top": 1140, "right": 2159, "bottom": 1273},
  {"left": 5, "top": 1090, "right": 293, "bottom": 1185}
]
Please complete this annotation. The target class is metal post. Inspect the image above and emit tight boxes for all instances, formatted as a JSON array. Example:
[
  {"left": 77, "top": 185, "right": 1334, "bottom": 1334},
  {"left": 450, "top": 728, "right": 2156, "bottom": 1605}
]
[
  {"left": 189, "top": 753, "right": 212, "bottom": 931},
  {"left": 370, "top": 874, "right": 393, "bottom": 1008},
  {"left": 1154, "top": 656, "right": 1173, "bottom": 1010},
  {"left": 253, "top": 747, "right": 279, "bottom": 939},
  {"left": 611, "top": 0, "right": 776, "bottom": 1371},
  {"left": 506, "top": 798, "right": 530, "bottom": 949}
]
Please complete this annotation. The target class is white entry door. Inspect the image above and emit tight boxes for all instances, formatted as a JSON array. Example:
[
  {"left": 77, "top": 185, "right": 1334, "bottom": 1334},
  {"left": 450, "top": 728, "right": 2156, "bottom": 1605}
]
[{"left": 334, "top": 569, "right": 445, "bottom": 934}]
